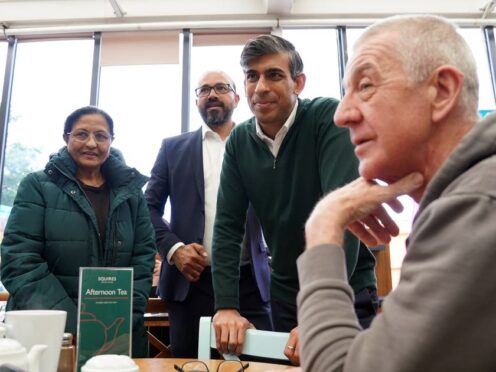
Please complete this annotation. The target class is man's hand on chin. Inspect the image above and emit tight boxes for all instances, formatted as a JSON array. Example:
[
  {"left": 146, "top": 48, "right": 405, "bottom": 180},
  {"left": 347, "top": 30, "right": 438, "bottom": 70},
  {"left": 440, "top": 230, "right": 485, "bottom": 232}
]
[{"left": 305, "top": 172, "right": 424, "bottom": 249}]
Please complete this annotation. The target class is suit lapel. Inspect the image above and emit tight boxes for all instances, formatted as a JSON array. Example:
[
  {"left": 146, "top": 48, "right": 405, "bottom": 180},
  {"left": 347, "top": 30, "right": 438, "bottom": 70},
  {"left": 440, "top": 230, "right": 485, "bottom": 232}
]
[{"left": 192, "top": 128, "right": 205, "bottom": 207}]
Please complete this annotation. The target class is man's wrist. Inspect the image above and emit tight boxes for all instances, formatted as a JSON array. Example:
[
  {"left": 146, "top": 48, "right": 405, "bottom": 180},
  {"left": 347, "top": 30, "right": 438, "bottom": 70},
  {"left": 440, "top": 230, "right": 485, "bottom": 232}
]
[
  {"left": 306, "top": 233, "right": 344, "bottom": 249},
  {"left": 167, "top": 242, "right": 185, "bottom": 264},
  {"left": 305, "top": 217, "right": 344, "bottom": 249}
]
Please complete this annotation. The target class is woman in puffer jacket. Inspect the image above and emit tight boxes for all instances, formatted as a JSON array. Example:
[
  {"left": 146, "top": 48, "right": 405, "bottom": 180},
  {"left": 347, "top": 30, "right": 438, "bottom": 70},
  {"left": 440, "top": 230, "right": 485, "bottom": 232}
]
[{"left": 0, "top": 106, "right": 156, "bottom": 357}]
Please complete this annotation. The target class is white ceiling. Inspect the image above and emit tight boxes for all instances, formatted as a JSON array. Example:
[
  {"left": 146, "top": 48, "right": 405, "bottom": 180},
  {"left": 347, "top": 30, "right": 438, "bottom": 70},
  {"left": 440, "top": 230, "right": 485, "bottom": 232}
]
[{"left": 0, "top": 0, "right": 495, "bottom": 36}]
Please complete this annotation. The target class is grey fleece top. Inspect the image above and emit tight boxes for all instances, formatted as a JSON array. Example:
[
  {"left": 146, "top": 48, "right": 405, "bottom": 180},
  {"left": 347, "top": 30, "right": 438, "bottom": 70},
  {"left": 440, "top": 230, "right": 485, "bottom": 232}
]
[{"left": 297, "top": 114, "right": 496, "bottom": 372}]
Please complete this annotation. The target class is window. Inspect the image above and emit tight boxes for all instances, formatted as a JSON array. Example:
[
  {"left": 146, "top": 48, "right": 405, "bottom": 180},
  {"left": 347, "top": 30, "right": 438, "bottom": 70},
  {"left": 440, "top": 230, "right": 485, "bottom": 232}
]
[
  {"left": 345, "top": 28, "right": 363, "bottom": 59},
  {"left": 1, "top": 39, "right": 93, "bottom": 237},
  {"left": 98, "top": 31, "right": 182, "bottom": 223},
  {"left": 98, "top": 64, "right": 181, "bottom": 176},
  {"left": 0, "top": 41, "right": 7, "bottom": 103},
  {"left": 458, "top": 28, "right": 496, "bottom": 111},
  {"left": 0, "top": 40, "right": 8, "bottom": 237},
  {"left": 282, "top": 28, "right": 341, "bottom": 100},
  {"left": 98, "top": 31, "right": 182, "bottom": 177}
]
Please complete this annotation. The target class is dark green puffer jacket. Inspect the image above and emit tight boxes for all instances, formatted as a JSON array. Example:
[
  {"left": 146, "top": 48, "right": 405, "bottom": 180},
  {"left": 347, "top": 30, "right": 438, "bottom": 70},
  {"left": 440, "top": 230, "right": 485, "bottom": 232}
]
[{"left": 0, "top": 147, "right": 156, "bottom": 357}]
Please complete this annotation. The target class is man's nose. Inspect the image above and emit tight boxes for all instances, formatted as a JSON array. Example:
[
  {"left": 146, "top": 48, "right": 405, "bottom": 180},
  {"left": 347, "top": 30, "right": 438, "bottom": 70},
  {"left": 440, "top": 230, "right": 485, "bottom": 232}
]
[
  {"left": 254, "top": 75, "right": 269, "bottom": 93},
  {"left": 334, "top": 94, "right": 361, "bottom": 128},
  {"left": 207, "top": 88, "right": 220, "bottom": 98}
]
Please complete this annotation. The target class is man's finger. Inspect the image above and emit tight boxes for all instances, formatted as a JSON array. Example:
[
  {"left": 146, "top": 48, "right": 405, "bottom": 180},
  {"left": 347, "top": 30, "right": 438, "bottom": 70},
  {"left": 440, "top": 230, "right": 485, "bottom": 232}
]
[
  {"left": 191, "top": 243, "right": 208, "bottom": 257},
  {"left": 372, "top": 206, "right": 400, "bottom": 237},
  {"left": 234, "top": 326, "right": 246, "bottom": 355},
  {"left": 227, "top": 324, "right": 238, "bottom": 354},
  {"left": 214, "top": 322, "right": 222, "bottom": 351},
  {"left": 348, "top": 221, "right": 379, "bottom": 247},
  {"left": 218, "top": 325, "right": 230, "bottom": 354},
  {"left": 361, "top": 215, "right": 392, "bottom": 244},
  {"left": 386, "top": 197, "right": 404, "bottom": 213},
  {"left": 290, "top": 338, "right": 300, "bottom": 365}
]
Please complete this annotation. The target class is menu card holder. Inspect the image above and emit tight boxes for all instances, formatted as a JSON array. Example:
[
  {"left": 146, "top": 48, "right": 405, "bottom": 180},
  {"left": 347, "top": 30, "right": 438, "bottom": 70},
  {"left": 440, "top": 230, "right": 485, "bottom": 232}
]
[{"left": 76, "top": 267, "right": 133, "bottom": 371}]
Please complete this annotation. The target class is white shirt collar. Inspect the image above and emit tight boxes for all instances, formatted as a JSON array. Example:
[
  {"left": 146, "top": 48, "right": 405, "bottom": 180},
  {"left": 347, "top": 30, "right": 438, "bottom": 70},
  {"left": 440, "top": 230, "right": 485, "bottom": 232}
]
[
  {"left": 202, "top": 122, "right": 234, "bottom": 141},
  {"left": 255, "top": 100, "right": 299, "bottom": 140},
  {"left": 202, "top": 122, "right": 216, "bottom": 140}
]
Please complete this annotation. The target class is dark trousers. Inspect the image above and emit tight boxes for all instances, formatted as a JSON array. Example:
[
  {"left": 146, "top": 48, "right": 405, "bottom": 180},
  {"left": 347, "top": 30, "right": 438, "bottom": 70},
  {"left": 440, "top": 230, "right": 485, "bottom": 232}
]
[
  {"left": 271, "top": 287, "right": 379, "bottom": 332},
  {"left": 168, "top": 265, "right": 272, "bottom": 358},
  {"left": 354, "top": 287, "right": 379, "bottom": 329}
]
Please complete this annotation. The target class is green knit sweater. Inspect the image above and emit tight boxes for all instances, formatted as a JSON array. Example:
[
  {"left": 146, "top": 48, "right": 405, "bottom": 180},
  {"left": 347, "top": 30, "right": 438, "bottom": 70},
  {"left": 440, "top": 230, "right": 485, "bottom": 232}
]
[{"left": 212, "top": 97, "right": 376, "bottom": 309}]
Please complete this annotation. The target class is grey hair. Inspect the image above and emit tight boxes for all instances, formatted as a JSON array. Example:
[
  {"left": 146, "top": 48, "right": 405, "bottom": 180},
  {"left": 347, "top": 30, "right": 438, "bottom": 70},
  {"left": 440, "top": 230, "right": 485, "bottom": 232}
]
[
  {"left": 240, "top": 34, "right": 304, "bottom": 81},
  {"left": 356, "top": 15, "right": 479, "bottom": 115}
]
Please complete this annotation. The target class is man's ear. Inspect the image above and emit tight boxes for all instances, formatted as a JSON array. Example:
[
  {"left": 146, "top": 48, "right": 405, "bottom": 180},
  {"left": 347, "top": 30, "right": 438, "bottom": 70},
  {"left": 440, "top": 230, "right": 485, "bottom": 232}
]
[
  {"left": 63, "top": 133, "right": 69, "bottom": 144},
  {"left": 294, "top": 73, "right": 306, "bottom": 96},
  {"left": 233, "top": 93, "right": 240, "bottom": 108},
  {"left": 429, "top": 65, "right": 464, "bottom": 123}
]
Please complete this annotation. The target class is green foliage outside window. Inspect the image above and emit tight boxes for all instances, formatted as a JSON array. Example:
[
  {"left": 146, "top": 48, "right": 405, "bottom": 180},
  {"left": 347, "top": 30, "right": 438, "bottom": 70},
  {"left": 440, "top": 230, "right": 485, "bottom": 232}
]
[{"left": 1, "top": 142, "right": 41, "bottom": 207}]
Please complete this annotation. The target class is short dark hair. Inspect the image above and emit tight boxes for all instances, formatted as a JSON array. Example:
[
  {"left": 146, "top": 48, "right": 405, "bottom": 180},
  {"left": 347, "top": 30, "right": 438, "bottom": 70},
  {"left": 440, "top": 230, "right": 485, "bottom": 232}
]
[
  {"left": 240, "top": 34, "right": 304, "bottom": 81},
  {"left": 64, "top": 106, "right": 114, "bottom": 136}
]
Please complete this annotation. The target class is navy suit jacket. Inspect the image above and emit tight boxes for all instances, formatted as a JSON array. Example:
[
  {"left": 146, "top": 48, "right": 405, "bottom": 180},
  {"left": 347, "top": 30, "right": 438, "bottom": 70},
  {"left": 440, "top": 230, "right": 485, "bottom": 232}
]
[{"left": 145, "top": 128, "right": 270, "bottom": 303}]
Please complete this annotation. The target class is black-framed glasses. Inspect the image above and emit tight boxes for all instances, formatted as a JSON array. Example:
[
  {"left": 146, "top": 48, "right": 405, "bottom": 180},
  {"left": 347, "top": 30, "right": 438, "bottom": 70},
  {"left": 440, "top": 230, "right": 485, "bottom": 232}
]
[
  {"left": 174, "top": 360, "right": 249, "bottom": 372},
  {"left": 67, "top": 130, "right": 113, "bottom": 144},
  {"left": 195, "top": 83, "right": 235, "bottom": 97}
]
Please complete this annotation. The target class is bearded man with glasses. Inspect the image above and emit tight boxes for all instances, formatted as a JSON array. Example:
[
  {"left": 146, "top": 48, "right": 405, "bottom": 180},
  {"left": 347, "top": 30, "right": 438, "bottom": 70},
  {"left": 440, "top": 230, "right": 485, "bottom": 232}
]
[{"left": 145, "top": 70, "right": 273, "bottom": 358}]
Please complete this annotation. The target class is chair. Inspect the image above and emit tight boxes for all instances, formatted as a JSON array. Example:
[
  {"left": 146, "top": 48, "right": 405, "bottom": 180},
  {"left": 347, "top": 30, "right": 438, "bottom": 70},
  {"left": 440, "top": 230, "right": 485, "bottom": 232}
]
[
  {"left": 0, "top": 291, "right": 9, "bottom": 302},
  {"left": 371, "top": 244, "right": 393, "bottom": 304},
  {"left": 144, "top": 297, "right": 172, "bottom": 358},
  {"left": 197, "top": 316, "right": 289, "bottom": 361}
]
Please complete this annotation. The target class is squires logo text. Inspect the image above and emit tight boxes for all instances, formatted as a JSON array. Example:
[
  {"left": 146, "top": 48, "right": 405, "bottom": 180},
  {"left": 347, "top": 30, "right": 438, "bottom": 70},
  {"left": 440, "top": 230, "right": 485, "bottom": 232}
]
[{"left": 97, "top": 276, "right": 117, "bottom": 283}]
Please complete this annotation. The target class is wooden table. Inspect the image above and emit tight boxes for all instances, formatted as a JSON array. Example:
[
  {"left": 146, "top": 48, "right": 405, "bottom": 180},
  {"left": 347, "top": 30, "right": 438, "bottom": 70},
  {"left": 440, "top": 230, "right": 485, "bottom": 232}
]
[{"left": 134, "top": 358, "right": 293, "bottom": 371}]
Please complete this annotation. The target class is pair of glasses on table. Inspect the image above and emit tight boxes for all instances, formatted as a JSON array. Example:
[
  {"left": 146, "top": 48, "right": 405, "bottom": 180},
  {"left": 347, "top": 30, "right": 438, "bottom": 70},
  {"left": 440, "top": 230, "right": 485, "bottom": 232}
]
[{"left": 174, "top": 360, "right": 249, "bottom": 372}]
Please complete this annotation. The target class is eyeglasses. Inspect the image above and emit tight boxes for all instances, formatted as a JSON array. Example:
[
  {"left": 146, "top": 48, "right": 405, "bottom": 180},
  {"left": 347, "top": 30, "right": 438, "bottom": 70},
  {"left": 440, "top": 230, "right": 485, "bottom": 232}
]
[
  {"left": 68, "top": 130, "right": 113, "bottom": 144},
  {"left": 174, "top": 360, "right": 249, "bottom": 372},
  {"left": 195, "top": 83, "right": 235, "bottom": 97}
]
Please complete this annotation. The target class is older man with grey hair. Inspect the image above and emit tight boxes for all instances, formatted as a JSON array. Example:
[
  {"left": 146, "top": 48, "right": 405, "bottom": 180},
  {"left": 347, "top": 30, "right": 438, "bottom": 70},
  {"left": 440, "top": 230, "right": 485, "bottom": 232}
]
[{"left": 296, "top": 14, "right": 496, "bottom": 372}]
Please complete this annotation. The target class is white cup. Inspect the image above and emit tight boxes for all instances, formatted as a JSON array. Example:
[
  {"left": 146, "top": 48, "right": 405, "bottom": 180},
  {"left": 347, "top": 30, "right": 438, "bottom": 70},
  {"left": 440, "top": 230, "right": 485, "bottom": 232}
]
[
  {"left": 81, "top": 354, "right": 138, "bottom": 372},
  {"left": 4, "top": 310, "right": 67, "bottom": 372}
]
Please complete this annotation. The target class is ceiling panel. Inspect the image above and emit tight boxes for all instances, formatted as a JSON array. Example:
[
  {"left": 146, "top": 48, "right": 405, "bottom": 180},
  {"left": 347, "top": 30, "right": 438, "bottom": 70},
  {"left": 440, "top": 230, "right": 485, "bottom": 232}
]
[{"left": 0, "top": 0, "right": 494, "bottom": 36}]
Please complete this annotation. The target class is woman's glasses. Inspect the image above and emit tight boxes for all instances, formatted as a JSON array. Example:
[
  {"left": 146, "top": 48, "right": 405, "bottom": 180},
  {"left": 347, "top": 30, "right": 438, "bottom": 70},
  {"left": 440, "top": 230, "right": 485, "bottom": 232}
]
[
  {"left": 174, "top": 360, "right": 249, "bottom": 372},
  {"left": 68, "top": 130, "right": 113, "bottom": 144}
]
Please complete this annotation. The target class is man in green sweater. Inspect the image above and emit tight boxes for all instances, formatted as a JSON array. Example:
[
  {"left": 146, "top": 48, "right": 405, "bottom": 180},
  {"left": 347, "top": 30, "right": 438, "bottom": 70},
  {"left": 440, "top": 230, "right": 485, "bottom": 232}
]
[{"left": 211, "top": 34, "right": 377, "bottom": 364}]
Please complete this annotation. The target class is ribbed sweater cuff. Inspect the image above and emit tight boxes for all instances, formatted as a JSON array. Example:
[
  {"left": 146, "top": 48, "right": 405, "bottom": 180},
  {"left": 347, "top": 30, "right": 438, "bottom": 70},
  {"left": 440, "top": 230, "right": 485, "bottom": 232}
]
[
  {"left": 297, "top": 244, "right": 347, "bottom": 285},
  {"left": 215, "top": 296, "right": 240, "bottom": 311}
]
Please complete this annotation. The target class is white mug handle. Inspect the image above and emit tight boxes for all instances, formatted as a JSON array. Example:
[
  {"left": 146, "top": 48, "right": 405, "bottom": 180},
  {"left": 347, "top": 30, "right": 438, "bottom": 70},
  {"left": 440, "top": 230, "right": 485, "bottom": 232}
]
[{"left": 0, "top": 323, "right": 6, "bottom": 338}]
